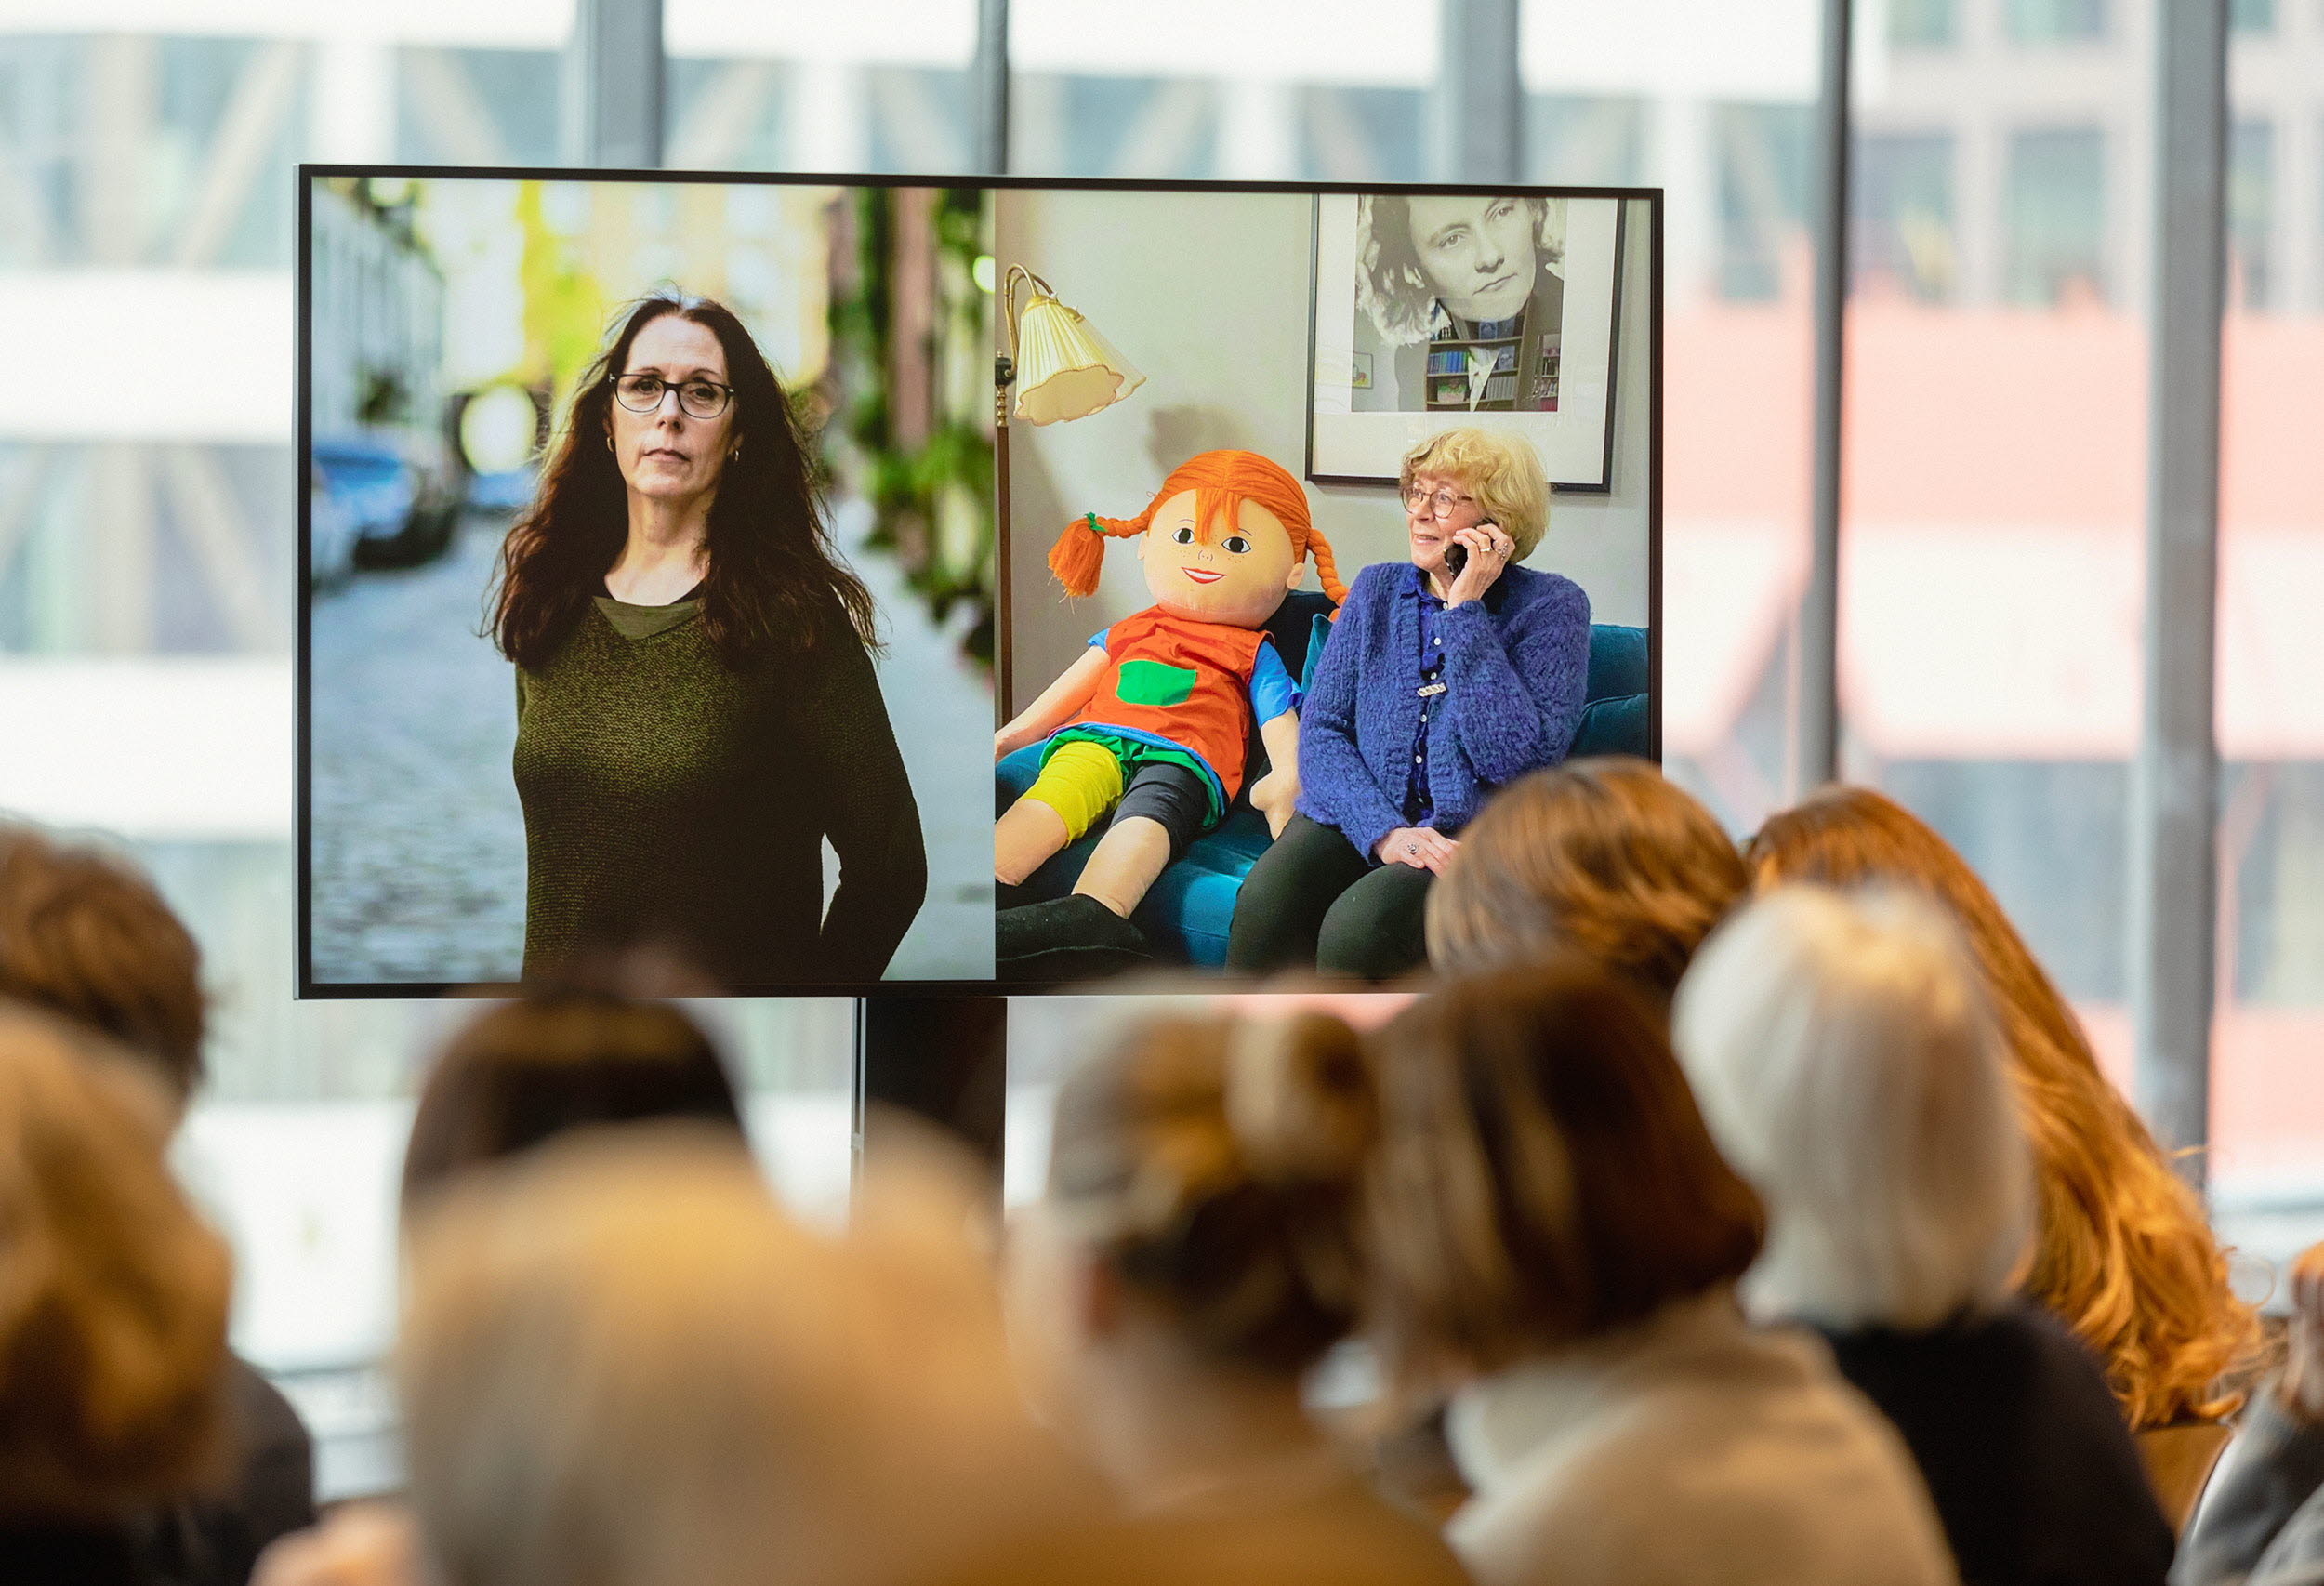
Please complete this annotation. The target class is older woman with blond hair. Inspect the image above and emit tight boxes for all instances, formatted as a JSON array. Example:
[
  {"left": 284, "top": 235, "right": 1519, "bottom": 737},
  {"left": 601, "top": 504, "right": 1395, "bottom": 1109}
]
[
  {"left": 1227, "top": 427, "right": 1591, "bottom": 980},
  {"left": 1673, "top": 886, "right": 2174, "bottom": 1586},
  {"left": 1747, "top": 787, "right": 2265, "bottom": 1531}
]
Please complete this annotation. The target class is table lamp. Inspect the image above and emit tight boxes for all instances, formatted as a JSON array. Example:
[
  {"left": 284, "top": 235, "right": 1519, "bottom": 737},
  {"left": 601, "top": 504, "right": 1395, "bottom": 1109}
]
[{"left": 994, "top": 264, "right": 1143, "bottom": 706}]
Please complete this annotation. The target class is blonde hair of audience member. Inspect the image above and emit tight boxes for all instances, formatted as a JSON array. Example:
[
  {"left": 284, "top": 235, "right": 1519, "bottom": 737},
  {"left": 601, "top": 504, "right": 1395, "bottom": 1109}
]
[
  {"left": 1399, "top": 428, "right": 1551, "bottom": 559},
  {"left": 0, "top": 1003, "right": 231, "bottom": 1519},
  {"left": 1426, "top": 757, "right": 1749, "bottom": 1000},
  {"left": 400, "top": 1128, "right": 1075, "bottom": 1586},
  {"left": 1672, "top": 885, "right": 2033, "bottom": 1329},
  {"left": 1748, "top": 786, "right": 2262, "bottom": 1430},
  {"left": 1010, "top": 1010, "right": 1468, "bottom": 1584}
]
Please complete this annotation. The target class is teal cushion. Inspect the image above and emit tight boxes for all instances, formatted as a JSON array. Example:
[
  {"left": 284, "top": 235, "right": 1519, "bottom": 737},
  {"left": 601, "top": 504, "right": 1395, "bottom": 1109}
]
[{"left": 998, "top": 613, "right": 1653, "bottom": 964}]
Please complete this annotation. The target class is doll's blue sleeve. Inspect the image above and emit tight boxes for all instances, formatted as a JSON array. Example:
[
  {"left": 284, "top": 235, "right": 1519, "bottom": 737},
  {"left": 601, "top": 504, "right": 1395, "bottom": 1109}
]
[{"left": 1248, "top": 640, "right": 1295, "bottom": 723}]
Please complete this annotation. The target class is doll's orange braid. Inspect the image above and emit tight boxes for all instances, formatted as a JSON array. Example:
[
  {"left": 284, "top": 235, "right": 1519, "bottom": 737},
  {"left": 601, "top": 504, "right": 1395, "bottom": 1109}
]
[{"left": 1048, "top": 450, "right": 1346, "bottom": 606}]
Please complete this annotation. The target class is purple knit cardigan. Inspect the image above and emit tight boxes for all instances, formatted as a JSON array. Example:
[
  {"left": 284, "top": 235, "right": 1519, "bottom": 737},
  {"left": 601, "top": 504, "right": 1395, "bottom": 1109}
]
[{"left": 1295, "top": 560, "right": 1591, "bottom": 864}]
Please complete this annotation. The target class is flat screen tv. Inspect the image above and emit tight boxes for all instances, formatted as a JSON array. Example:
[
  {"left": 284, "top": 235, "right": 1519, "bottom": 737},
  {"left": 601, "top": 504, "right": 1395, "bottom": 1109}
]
[{"left": 297, "top": 166, "right": 1659, "bottom": 997}]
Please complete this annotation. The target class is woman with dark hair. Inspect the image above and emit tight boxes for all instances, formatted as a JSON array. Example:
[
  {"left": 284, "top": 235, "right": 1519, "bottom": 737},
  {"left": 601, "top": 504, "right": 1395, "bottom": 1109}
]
[
  {"left": 490, "top": 290, "right": 925, "bottom": 987},
  {"left": 1366, "top": 960, "right": 1955, "bottom": 1586},
  {"left": 400, "top": 985, "right": 747, "bottom": 1214}
]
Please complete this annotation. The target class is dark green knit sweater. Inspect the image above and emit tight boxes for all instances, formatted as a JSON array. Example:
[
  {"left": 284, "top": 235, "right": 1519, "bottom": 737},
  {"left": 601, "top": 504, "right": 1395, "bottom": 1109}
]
[{"left": 513, "top": 594, "right": 925, "bottom": 986}]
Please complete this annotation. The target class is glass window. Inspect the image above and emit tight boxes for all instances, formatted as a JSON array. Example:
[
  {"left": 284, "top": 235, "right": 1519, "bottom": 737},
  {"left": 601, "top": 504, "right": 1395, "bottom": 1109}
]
[
  {"left": 393, "top": 47, "right": 561, "bottom": 167},
  {"left": 2216, "top": 22, "right": 2324, "bottom": 1275},
  {"left": 1853, "top": 131, "right": 1955, "bottom": 301},
  {"left": 1010, "top": 1, "right": 1437, "bottom": 182},
  {"left": 2005, "top": 0, "right": 2108, "bottom": 45},
  {"left": 1526, "top": 94, "right": 1646, "bottom": 187},
  {"left": 1519, "top": 0, "right": 1823, "bottom": 832},
  {"left": 2005, "top": 126, "right": 2107, "bottom": 306},
  {"left": 1011, "top": 74, "right": 1221, "bottom": 179},
  {"left": 1714, "top": 102, "right": 1815, "bottom": 304},
  {"left": 2229, "top": 117, "right": 2274, "bottom": 311},
  {"left": 1889, "top": 0, "right": 1958, "bottom": 47},
  {"left": 662, "top": 1, "right": 979, "bottom": 173}
]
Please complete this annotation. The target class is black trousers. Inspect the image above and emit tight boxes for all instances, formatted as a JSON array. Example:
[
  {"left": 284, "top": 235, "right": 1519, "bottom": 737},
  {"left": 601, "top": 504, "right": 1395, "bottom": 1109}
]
[{"left": 1226, "top": 813, "right": 1433, "bottom": 981}]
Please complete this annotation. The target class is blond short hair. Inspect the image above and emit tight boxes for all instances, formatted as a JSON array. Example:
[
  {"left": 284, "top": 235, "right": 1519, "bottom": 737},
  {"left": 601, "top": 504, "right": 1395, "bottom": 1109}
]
[
  {"left": 1673, "top": 886, "right": 2032, "bottom": 1330},
  {"left": 0, "top": 1002, "right": 231, "bottom": 1518},
  {"left": 401, "top": 1130, "right": 1064, "bottom": 1586},
  {"left": 1400, "top": 428, "right": 1551, "bottom": 559}
]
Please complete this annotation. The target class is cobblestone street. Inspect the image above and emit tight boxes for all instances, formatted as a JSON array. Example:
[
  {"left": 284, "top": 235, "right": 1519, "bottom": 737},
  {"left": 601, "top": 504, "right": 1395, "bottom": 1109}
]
[{"left": 308, "top": 502, "right": 992, "bottom": 985}]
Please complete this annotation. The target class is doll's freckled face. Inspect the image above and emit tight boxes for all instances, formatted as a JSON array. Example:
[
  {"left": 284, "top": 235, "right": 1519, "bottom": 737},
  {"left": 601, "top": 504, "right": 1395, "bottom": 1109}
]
[{"left": 1135, "top": 489, "right": 1301, "bottom": 628}]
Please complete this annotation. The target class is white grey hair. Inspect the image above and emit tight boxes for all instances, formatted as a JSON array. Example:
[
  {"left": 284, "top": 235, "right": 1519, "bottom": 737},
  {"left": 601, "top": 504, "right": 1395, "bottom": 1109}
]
[{"left": 1670, "top": 884, "right": 2032, "bottom": 1331}]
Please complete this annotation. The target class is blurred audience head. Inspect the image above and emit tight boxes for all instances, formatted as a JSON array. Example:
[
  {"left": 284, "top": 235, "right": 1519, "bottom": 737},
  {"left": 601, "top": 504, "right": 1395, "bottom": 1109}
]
[
  {"left": 401, "top": 1130, "right": 1068, "bottom": 1586},
  {"left": 0, "top": 822, "right": 205, "bottom": 1109},
  {"left": 401, "top": 985, "right": 745, "bottom": 1215},
  {"left": 1366, "top": 959, "right": 1763, "bottom": 1397},
  {"left": 1015, "top": 1010, "right": 1375, "bottom": 1409},
  {"left": 1672, "top": 885, "right": 2032, "bottom": 1330},
  {"left": 1426, "top": 758, "right": 1748, "bottom": 1002},
  {"left": 0, "top": 1001, "right": 231, "bottom": 1520},
  {"left": 1749, "top": 786, "right": 2261, "bottom": 1426}
]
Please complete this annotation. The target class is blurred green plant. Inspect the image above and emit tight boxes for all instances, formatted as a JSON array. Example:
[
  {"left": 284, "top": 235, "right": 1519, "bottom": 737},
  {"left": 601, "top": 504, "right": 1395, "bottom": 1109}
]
[{"left": 827, "top": 186, "right": 996, "bottom": 669}]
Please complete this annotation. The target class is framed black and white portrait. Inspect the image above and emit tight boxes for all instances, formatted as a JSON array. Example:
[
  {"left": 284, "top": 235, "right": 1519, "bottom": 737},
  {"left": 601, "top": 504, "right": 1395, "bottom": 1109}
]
[{"left": 1308, "top": 192, "right": 1625, "bottom": 489}]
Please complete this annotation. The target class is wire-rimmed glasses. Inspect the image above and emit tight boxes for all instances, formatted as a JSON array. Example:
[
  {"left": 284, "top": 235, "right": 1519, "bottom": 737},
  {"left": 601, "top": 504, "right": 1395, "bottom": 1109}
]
[{"left": 1401, "top": 484, "right": 1476, "bottom": 519}]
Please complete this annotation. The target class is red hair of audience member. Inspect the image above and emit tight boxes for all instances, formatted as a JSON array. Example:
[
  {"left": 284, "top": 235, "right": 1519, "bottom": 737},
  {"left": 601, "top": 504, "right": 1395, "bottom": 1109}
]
[
  {"left": 1747, "top": 786, "right": 2264, "bottom": 1433},
  {"left": 1425, "top": 757, "right": 1750, "bottom": 1002},
  {"left": 0, "top": 823, "right": 205, "bottom": 1104},
  {"left": 1046, "top": 450, "right": 1346, "bottom": 607},
  {"left": 0, "top": 1004, "right": 231, "bottom": 1521}
]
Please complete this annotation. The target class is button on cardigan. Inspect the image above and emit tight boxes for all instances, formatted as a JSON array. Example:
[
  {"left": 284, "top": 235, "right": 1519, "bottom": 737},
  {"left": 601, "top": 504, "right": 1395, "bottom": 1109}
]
[{"left": 1296, "top": 559, "right": 1591, "bottom": 865}]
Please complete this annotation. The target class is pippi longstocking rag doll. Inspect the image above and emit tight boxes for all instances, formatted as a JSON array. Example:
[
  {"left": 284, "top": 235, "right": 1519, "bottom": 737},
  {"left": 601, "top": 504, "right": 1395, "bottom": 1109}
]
[{"left": 994, "top": 451, "right": 1345, "bottom": 961}]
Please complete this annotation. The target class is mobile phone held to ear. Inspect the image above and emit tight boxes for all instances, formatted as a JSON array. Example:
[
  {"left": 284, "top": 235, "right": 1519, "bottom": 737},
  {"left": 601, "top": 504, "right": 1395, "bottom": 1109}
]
[{"left": 1444, "top": 542, "right": 1467, "bottom": 577}]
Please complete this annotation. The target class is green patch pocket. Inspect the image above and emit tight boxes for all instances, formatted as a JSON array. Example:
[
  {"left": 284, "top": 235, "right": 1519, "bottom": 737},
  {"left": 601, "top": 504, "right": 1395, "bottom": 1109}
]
[{"left": 1116, "top": 658, "right": 1197, "bottom": 707}]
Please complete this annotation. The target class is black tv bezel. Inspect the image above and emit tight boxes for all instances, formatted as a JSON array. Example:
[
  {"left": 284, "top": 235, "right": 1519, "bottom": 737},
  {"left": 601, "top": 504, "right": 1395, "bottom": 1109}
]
[{"left": 297, "top": 164, "right": 1664, "bottom": 1000}]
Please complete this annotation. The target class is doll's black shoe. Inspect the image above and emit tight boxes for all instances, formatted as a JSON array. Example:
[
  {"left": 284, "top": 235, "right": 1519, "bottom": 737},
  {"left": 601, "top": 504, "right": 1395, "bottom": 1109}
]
[{"left": 997, "top": 893, "right": 1155, "bottom": 982}]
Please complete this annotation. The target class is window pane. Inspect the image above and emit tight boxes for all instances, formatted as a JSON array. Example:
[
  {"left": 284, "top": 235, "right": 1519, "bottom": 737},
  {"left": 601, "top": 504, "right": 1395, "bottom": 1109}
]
[
  {"left": 2218, "top": 9, "right": 2324, "bottom": 1266},
  {"left": 2005, "top": 127, "right": 2107, "bottom": 306},
  {"left": 1841, "top": 2, "right": 2150, "bottom": 1223},
  {"left": 1889, "top": 0, "right": 1957, "bottom": 48},
  {"left": 1010, "top": 1, "right": 1437, "bottom": 181},
  {"left": 663, "top": 1, "right": 981, "bottom": 173},
  {"left": 1519, "top": 0, "right": 1821, "bottom": 830},
  {"left": 2229, "top": 117, "right": 2274, "bottom": 311},
  {"left": 1854, "top": 132, "right": 1955, "bottom": 301},
  {"left": 2005, "top": 0, "right": 2109, "bottom": 45}
]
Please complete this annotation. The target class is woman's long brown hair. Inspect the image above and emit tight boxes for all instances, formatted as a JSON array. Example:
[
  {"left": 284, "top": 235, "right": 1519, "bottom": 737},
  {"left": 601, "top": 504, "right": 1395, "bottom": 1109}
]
[
  {"left": 1749, "top": 786, "right": 2263, "bottom": 1430},
  {"left": 489, "top": 291, "right": 877, "bottom": 671}
]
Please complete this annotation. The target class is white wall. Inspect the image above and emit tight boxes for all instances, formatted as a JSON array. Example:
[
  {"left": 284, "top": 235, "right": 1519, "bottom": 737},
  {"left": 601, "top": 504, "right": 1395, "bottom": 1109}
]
[{"left": 996, "top": 190, "right": 1653, "bottom": 714}]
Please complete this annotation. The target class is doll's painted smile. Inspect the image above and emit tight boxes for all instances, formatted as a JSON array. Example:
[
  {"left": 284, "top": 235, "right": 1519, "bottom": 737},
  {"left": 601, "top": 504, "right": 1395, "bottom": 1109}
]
[{"left": 1182, "top": 567, "right": 1225, "bottom": 584}]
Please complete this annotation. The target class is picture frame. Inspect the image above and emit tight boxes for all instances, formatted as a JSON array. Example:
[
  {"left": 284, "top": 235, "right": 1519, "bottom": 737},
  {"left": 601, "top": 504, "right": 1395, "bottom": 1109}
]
[{"left": 1307, "top": 191, "right": 1625, "bottom": 491}]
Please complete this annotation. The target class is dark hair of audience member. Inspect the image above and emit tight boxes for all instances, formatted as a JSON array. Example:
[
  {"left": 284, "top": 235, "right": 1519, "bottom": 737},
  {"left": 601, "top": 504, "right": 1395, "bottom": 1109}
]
[
  {"left": 1425, "top": 757, "right": 1749, "bottom": 1001},
  {"left": 1363, "top": 958, "right": 1764, "bottom": 1397},
  {"left": 1748, "top": 786, "right": 2262, "bottom": 1432},
  {"left": 401, "top": 986, "right": 746, "bottom": 1214},
  {"left": 0, "top": 822, "right": 205, "bottom": 1103},
  {"left": 0, "top": 1002, "right": 231, "bottom": 1521},
  {"left": 1047, "top": 1011, "right": 1375, "bottom": 1375}
]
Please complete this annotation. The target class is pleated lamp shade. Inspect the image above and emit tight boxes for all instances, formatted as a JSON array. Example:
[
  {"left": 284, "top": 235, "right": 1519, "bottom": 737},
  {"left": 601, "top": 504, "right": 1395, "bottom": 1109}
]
[{"left": 1011, "top": 289, "right": 1144, "bottom": 426}]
